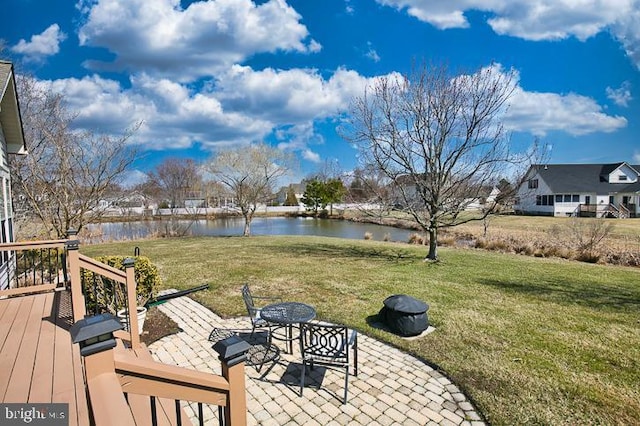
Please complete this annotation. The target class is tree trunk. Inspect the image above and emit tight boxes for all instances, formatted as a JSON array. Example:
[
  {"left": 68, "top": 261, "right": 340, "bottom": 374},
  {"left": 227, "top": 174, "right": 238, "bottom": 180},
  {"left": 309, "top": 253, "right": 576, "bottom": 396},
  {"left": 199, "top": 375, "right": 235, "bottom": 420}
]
[
  {"left": 243, "top": 214, "right": 251, "bottom": 236},
  {"left": 426, "top": 227, "right": 438, "bottom": 260}
]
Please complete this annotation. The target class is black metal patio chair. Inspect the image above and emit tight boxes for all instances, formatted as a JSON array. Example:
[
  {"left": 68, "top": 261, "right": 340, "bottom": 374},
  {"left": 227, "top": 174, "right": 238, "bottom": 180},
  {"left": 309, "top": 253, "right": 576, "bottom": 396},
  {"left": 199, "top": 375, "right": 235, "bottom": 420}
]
[
  {"left": 298, "top": 322, "right": 358, "bottom": 404},
  {"left": 241, "top": 283, "right": 281, "bottom": 338}
]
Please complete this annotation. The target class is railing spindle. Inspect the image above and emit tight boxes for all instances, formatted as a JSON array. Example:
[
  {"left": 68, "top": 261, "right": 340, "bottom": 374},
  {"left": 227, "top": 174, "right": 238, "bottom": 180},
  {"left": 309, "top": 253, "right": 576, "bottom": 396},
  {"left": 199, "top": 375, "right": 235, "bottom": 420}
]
[
  {"left": 218, "top": 406, "right": 224, "bottom": 426},
  {"left": 174, "top": 400, "right": 181, "bottom": 424},
  {"left": 150, "top": 396, "right": 158, "bottom": 426},
  {"left": 198, "top": 402, "right": 204, "bottom": 426}
]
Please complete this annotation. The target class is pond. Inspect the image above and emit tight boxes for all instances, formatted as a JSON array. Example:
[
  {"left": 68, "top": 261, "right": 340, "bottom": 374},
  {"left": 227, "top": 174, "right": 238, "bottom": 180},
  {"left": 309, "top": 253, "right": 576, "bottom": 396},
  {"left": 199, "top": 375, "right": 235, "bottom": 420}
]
[{"left": 88, "top": 216, "right": 415, "bottom": 243}]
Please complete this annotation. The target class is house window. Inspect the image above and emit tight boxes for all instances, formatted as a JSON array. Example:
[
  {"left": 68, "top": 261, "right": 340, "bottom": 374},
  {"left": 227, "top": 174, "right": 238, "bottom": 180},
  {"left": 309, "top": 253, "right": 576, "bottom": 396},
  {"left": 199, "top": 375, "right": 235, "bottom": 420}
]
[
  {"left": 555, "top": 195, "right": 562, "bottom": 202},
  {"left": 619, "top": 175, "right": 628, "bottom": 181},
  {"left": 536, "top": 195, "right": 554, "bottom": 206},
  {"left": 0, "top": 219, "right": 11, "bottom": 265},
  {"left": 572, "top": 195, "right": 579, "bottom": 202},
  {"left": 563, "top": 194, "right": 571, "bottom": 202},
  {"left": 528, "top": 179, "right": 538, "bottom": 189}
]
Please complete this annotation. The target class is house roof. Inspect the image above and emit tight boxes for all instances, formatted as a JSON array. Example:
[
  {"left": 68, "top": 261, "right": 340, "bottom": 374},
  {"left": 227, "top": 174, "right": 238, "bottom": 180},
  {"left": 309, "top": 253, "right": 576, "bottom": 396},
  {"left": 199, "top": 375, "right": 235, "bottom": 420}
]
[
  {"left": 532, "top": 163, "right": 640, "bottom": 194},
  {"left": 0, "top": 60, "right": 27, "bottom": 155}
]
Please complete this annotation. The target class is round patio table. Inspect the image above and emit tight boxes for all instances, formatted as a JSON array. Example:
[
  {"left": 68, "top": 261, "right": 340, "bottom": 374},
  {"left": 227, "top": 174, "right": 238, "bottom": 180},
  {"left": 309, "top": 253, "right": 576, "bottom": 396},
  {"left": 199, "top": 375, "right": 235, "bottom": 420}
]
[{"left": 260, "top": 302, "right": 316, "bottom": 353}]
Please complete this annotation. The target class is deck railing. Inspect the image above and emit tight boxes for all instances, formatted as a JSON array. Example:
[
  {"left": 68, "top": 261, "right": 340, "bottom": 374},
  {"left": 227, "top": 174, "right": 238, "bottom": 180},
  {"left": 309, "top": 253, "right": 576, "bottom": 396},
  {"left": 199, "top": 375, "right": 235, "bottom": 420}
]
[
  {"left": 1, "top": 234, "right": 249, "bottom": 425},
  {"left": 70, "top": 248, "right": 141, "bottom": 348},
  {"left": 578, "top": 203, "right": 634, "bottom": 218},
  {"left": 0, "top": 239, "right": 68, "bottom": 297}
]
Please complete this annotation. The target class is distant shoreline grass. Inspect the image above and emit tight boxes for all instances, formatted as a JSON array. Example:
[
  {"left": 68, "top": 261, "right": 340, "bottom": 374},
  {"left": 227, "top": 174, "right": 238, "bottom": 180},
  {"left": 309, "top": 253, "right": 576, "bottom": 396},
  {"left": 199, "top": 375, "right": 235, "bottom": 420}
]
[{"left": 82, "top": 235, "right": 640, "bottom": 425}]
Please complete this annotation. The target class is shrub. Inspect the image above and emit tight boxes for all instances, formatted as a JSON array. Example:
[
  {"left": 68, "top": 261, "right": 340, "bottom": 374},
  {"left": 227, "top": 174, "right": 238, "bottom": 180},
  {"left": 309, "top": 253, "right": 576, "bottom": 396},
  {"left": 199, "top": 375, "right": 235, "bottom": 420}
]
[
  {"left": 513, "top": 243, "right": 534, "bottom": 256},
  {"left": 484, "top": 239, "right": 509, "bottom": 252},
  {"left": 551, "top": 218, "right": 614, "bottom": 259},
  {"left": 82, "top": 255, "right": 160, "bottom": 314},
  {"left": 474, "top": 238, "right": 487, "bottom": 249},
  {"left": 437, "top": 235, "right": 457, "bottom": 247},
  {"left": 575, "top": 251, "right": 601, "bottom": 263},
  {"left": 383, "top": 233, "right": 391, "bottom": 242},
  {"left": 364, "top": 232, "right": 373, "bottom": 240},
  {"left": 408, "top": 233, "right": 425, "bottom": 245}
]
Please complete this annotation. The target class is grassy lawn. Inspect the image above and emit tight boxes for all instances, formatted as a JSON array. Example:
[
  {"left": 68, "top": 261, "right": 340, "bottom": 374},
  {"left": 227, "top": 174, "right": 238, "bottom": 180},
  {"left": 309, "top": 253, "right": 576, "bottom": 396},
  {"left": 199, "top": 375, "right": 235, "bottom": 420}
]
[{"left": 82, "top": 236, "right": 640, "bottom": 425}]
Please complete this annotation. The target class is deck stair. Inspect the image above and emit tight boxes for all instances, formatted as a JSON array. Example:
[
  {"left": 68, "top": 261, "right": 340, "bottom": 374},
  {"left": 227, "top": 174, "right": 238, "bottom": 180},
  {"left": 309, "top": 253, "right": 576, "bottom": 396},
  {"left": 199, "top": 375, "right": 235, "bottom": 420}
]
[{"left": 0, "top": 237, "right": 249, "bottom": 426}]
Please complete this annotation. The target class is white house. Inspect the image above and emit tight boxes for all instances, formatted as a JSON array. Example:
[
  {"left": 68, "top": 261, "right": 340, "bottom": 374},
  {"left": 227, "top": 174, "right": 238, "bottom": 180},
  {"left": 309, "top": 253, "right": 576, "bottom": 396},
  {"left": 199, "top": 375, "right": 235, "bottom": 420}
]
[
  {"left": 0, "top": 61, "right": 28, "bottom": 288},
  {"left": 514, "top": 163, "right": 640, "bottom": 218}
]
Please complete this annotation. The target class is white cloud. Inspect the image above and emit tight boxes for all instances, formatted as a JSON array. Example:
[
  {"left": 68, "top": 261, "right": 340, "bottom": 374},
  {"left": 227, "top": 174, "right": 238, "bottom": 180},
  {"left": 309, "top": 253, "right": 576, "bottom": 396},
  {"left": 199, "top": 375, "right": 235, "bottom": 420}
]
[
  {"left": 214, "top": 65, "right": 370, "bottom": 122},
  {"left": 610, "top": 7, "right": 640, "bottom": 69},
  {"left": 365, "top": 42, "right": 381, "bottom": 62},
  {"left": 345, "top": 0, "right": 355, "bottom": 14},
  {"left": 634, "top": 151, "right": 640, "bottom": 163},
  {"left": 119, "top": 169, "right": 149, "bottom": 188},
  {"left": 506, "top": 89, "right": 627, "bottom": 136},
  {"left": 303, "top": 149, "right": 322, "bottom": 163},
  {"left": 41, "top": 73, "right": 271, "bottom": 149},
  {"left": 448, "top": 64, "right": 627, "bottom": 136},
  {"left": 11, "top": 24, "right": 66, "bottom": 60},
  {"left": 77, "top": 0, "right": 317, "bottom": 81},
  {"left": 376, "top": 0, "right": 640, "bottom": 68},
  {"left": 606, "top": 82, "right": 633, "bottom": 107},
  {"left": 35, "top": 65, "right": 374, "bottom": 154},
  {"left": 32, "top": 62, "right": 624, "bottom": 164}
]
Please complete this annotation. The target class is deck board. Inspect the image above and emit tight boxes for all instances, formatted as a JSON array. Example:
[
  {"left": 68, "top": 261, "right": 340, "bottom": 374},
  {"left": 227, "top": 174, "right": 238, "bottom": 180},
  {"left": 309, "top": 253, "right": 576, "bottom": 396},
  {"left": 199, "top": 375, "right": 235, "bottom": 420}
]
[
  {"left": 0, "top": 292, "right": 90, "bottom": 426},
  {"left": 52, "top": 291, "right": 83, "bottom": 426},
  {"left": 28, "top": 292, "right": 55, "bottom": 403},
  {"left": 4, "top": 293, "right": 47, "bottom": 402},
  {"left": 0, "top": 296, "right": 34, "bottom": 400}
]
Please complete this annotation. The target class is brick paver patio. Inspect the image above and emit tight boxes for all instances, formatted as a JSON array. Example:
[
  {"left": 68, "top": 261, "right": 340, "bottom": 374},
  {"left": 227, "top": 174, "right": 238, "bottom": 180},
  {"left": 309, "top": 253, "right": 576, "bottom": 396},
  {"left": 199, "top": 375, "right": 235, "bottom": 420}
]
[{"left": 148, "top": 293, "right": 485, "bottom": 425}]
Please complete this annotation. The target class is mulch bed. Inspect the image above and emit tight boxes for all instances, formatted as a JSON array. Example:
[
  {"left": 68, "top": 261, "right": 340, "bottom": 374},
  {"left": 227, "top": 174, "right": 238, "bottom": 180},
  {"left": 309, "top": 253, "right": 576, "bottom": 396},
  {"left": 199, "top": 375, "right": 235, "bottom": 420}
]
[{"left": 140, "top": 306, "right": 182, "bottom": 346}]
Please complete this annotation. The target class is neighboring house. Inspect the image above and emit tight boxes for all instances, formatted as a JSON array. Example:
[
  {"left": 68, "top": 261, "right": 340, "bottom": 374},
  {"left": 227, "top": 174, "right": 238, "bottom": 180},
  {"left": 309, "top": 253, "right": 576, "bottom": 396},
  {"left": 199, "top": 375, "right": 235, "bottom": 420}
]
[
  {"left": 514, "top": 163, "right": 640, "bottom": 218},
  {"left": 465, "top": 186, "right": 501, "bottom": 210},
  {"left": 101, "top": 191, "right": 158, "bottom": 216},
  {"left": 276, "top": 182, "right": 306, "bottom": 205},
  {"left": 393, "top": 173, "right": 500, "bottom": 211},
  {"left": 0, "top": 61, "right": 28, "bottom": 289}
]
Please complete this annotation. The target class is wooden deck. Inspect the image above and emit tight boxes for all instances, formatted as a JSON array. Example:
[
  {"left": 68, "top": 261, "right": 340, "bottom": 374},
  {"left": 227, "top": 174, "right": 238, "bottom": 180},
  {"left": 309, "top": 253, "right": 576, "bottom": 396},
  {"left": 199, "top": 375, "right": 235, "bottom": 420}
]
[
  {"left": 0, "top": 242, "right": 248, "bottom": 425},
  {"left": 0, "top": 291, "right": 90, "bottom": 426}
]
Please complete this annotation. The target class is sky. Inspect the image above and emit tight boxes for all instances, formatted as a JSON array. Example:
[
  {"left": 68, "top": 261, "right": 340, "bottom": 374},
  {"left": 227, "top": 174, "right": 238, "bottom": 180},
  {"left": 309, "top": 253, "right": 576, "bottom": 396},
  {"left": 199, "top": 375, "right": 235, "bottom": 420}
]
[{"left": 2, "top": 0, "right": 639, "bottom": 186}]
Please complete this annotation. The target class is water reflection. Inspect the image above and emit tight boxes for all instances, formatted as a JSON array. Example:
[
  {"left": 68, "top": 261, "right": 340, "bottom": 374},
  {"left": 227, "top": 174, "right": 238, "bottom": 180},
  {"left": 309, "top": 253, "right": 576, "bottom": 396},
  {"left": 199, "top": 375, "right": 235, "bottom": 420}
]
[{"left": 88, "top": 217, "right": 413, "bottom": 243}]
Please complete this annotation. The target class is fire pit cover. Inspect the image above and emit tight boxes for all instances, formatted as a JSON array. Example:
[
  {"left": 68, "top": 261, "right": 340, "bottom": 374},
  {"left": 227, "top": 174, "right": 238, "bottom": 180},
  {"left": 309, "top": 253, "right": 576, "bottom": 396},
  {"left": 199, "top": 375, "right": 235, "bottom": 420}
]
[{"left": 379, "top": 294, "right": 429, "bottom": 337}]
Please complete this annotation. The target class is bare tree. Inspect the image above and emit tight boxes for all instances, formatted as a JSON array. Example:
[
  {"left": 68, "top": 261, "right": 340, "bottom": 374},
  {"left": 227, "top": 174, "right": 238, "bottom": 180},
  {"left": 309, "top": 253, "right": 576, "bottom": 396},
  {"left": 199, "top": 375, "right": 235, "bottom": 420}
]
[
  {"left": 148, "top": 158, "right": 201, "bottom": 210},
  {"left": 343, "top": 62, "right": 537, "bottom": 260},
  {"left": 11, "top": 75, "right": 140, "bottom": 238},
  {"left": 346, "top": 165, "right": 394, "bottom": 222},
  {"left": 207, "top": 143, "right": 294, "bottom": 236}
]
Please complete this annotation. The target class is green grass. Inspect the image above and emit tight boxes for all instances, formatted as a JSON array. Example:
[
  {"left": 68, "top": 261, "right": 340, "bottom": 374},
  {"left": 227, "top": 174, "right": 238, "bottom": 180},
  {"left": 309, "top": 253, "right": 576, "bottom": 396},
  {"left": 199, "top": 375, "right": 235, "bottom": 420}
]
[{"left": 82, "top": 236, "right": 640, "bottom": 425}]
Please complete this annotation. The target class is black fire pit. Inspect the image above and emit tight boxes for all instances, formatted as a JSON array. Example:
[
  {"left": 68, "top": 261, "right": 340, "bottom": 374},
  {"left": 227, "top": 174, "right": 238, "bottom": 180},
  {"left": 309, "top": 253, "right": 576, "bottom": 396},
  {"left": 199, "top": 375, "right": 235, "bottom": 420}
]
[{"left": 379, "top": 294, "right": 429, "bottom": 337}]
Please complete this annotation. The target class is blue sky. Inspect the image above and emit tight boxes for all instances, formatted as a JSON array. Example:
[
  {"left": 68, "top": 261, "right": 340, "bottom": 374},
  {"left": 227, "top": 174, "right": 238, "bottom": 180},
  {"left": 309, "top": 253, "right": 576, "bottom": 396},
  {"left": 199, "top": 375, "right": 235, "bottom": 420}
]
[{"left": 2, "top": 0, "right": 639, "bottom": 185}]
